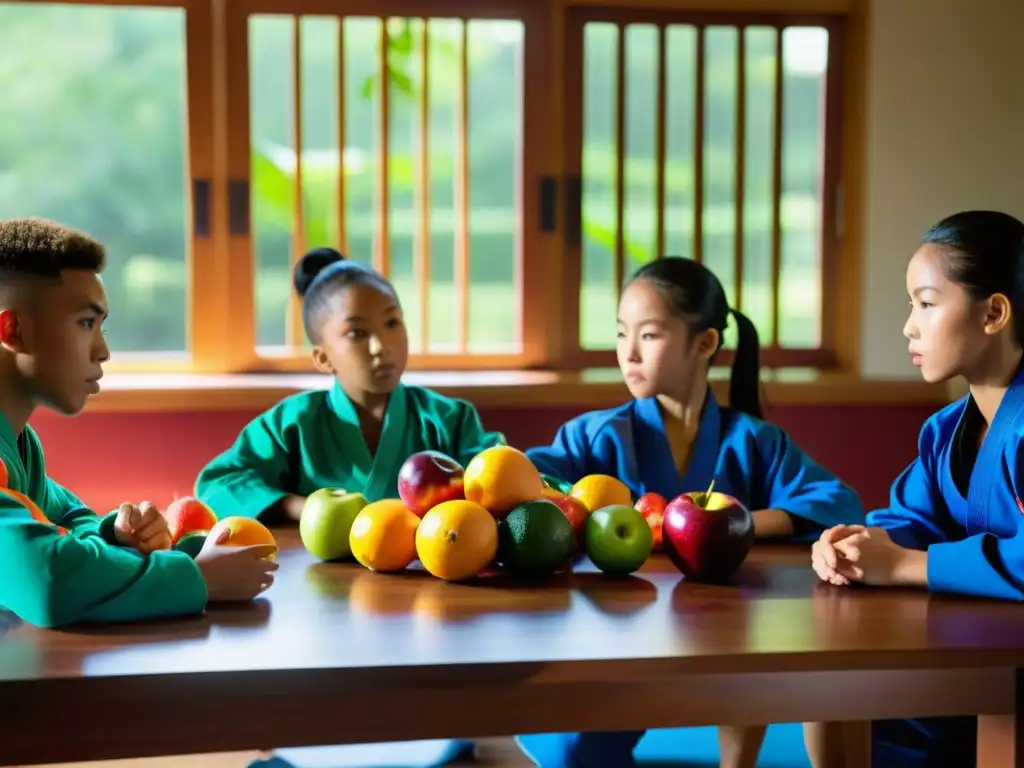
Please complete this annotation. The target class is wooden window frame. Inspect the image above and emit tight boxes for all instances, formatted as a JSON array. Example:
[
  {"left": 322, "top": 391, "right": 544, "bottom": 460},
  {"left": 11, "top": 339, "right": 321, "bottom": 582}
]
[
  {"left": 16, "top": 0, "right": 867, "bottom": 385},
  {"left": 557, "top": 7, "right": 848, "bottom": 372}
]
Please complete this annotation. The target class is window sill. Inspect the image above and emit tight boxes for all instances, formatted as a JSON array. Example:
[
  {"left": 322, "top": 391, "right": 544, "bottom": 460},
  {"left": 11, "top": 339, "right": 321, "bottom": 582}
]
[{"left": 81, "top": 369, "right": 953, "bottom": 413}]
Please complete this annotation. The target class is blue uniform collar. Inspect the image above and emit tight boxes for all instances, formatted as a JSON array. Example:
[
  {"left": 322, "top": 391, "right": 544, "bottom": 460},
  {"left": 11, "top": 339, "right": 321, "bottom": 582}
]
[
  {"left": 966, "top": 359, "right": 1024, "bottom": 533},
  {"left": 633, "top": 388, "right": 722, "bottom": 499}
]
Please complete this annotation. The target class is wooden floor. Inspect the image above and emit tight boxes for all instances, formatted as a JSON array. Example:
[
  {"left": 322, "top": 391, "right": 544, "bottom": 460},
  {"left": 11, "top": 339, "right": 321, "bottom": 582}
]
[{"left": 13, "top": 738, "right": 532, "bottom": 768}]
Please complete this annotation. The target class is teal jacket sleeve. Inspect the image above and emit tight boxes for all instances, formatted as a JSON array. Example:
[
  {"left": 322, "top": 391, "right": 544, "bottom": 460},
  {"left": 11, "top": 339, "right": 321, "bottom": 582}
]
[
  {"left": 40, "top": 477, "right": 121, "bottom": 543},
  {"left": 756, "top": 423, "right": 865, "bottom": 541},
  {"left": 450, "top": 402, "right": 506, "bottom": 468},
  {"left": 194, "top": 411, "right": 292, "bottom": 520},
  {"left": 0, "top": 490, "right": 208, "bottom": 629}
]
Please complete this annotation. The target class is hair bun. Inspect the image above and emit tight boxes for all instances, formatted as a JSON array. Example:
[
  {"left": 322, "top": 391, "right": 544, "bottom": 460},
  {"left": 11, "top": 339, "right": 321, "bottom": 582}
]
[{"left": 293, "top": 247, "right": 346, "bottom": 297}]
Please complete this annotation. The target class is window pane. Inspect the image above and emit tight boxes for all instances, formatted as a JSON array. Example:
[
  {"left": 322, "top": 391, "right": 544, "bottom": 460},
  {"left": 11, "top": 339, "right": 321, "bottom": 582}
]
[
  {"left": 664, "top": 26, "right": 697, "bottom": 262},
  {"left": 741, "top": 26, "right": 778, "bottom": 344},
  {"left": 780, "top": 26, "right": 828, "bottom": 347},
  {"left": 579, "top": 22, "right": 618, "bottom": 350},
  {"left": 467, "top": 19, "right": 522, "bottom": 354},
  {"left": 702, "top": 26, "right": 738, "bottom": 321},
  {"left": 0, "top": 3, "right": 189, "bottom": 354},
  {"left": 251, "top": 15, "right": 524, "bottom": 356},
  {"left": 250, "top": 14, "right": 302, "bottom": 350},
  {"left": 577, "top": 19, "right": 831, "bottom": 353}
]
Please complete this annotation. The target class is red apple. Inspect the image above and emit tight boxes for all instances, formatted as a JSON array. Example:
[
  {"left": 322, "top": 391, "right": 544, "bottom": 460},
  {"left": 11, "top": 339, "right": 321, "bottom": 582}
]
[
  {"left": 542, "top": 488, "right": 590, "bottom": 553},
  {"left": 397, "top": 450, "right": 465, "bottom": 517},
  {"left": 164, "top": 496, "right": 218, "bottom": 545},
  {"left": 662, "top": 490, "right": 754, "bottom": 583},
  {"left": 634, "top": 492, "right": 668, "bottom": 551}
]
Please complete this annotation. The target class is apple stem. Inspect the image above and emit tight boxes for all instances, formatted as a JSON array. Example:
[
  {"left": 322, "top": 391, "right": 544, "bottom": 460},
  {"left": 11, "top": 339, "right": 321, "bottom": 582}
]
[{"left": 697, "top": 478, "right": 715, "bottom": 506}]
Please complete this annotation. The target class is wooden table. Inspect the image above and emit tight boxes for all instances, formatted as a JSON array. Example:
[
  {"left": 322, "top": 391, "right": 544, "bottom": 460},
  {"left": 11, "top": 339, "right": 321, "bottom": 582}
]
[{"left": 1, "top": 530, "right": 1022, "bottom": 766}]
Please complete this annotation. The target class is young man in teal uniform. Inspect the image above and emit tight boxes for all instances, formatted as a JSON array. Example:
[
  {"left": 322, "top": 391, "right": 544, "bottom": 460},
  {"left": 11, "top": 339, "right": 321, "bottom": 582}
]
[{"left": 0, "top": 217, "right": 277, "bottom": 628}]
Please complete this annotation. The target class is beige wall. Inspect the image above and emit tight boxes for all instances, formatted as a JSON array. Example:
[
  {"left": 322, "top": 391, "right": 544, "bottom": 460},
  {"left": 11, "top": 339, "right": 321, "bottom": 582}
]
[{"left": 860, "top": 0, "right": 1024, "bottom": 380}]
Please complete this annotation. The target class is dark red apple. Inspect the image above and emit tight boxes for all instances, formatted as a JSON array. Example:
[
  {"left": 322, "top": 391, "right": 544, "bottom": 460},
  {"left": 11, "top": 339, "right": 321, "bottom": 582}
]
[
  {"left": 397, "top": 450, "right": 465, "bottom": 517},
  {"left": 662, "top": 490, "right": 754, "bottom": 583},
  {"left": 634, "top": 492, "right": 668, "bottom": 551},
  {"left": 543, "top": 488, "right": 590, "bottom": 553}
]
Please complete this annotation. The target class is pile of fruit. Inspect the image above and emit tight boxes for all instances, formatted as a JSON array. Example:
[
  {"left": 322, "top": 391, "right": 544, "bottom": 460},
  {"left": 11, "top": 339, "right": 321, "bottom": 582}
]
[
  {"left": 299, "top": 446, "right": 756, "bottom": 583},
  {"left": 156, "top": 447, "right": 756, "bottom": 586},
  {"left": 300, "top": 445, "right": 641, "bottom": 581}
]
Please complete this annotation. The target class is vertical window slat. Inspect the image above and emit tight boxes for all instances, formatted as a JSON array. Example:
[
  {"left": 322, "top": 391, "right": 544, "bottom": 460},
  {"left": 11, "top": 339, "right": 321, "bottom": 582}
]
[
  {"left": 693, "top": 26, "right": 705, "bottom": 263},
  {"left": 613, "top": 23, "right": 626, "bottom": 290},
  {"left": 454, "top": 19, "right": 470, "bottom": 353},
  {"left": 770, "top": 25, "right": 785, "bottom": 347},
  {"left": 288, "top": 16, "right": 305, "bottom": 350},
  {"left": 375, "top": 17, "right": 391, "bottom": 278},
  {"left": 654, "top": 24, "right": 667, "bottom": 260},
  {"left": 337, "top": 17, "right": 347, "bottom": 256},
  {"left": 733, "top": 26, "right": 746, "bottom": 312},
  {"left": 416, "top": 18, "right": 431, "bottom": 353}
]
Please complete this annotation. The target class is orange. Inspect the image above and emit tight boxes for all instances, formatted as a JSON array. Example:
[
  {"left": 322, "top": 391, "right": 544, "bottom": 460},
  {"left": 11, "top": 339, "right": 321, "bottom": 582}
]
[
  {"left": 209, "top": 516, "right": 279, "bottom": 560},
  {"left": 415, "top": 499, "right": 498, "bottom": 581},
  {"left": 463, "top": 446, "right": 544, "bottom": 516},
  {"left": 570, "top": 474, "right": 633, "bottom": 512},
  {"left": 349, "top": 499, "right": 420, "bottom": 572}
]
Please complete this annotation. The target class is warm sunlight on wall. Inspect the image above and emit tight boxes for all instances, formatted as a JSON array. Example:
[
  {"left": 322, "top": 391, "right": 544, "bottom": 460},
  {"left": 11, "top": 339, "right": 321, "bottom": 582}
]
[{"left": 862, "top": 0, "right": 1024, "bottom": 379}]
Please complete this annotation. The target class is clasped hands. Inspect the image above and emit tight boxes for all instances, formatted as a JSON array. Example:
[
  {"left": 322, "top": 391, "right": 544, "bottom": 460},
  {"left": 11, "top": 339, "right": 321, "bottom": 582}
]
[
  {"left": 113, "top": 501, "right": 173, "bottom": 555},
  {"left": 811, "top": 524, "right": 928, "bottom": 588}
]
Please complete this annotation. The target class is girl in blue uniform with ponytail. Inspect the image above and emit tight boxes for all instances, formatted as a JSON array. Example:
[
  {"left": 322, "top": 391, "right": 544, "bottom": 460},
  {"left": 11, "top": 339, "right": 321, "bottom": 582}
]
[{"left": 517, "top": 256, "right": 864, "bottom": 768}]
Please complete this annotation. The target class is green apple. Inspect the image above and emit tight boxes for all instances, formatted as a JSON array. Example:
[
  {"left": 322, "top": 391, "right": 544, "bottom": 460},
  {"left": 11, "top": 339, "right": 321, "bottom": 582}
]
[
  {"left": 585, "top": 504, "right": 653, "bottom": 576},
  {"left": 299, "top": 488, "right": 369, "bottom": 561}
]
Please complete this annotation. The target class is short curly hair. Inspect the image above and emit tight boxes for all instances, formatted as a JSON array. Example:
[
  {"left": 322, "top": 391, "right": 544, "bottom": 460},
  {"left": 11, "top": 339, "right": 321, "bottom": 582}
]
[{"left": 0, "top": 217, "right": 106, "bottom": 279}]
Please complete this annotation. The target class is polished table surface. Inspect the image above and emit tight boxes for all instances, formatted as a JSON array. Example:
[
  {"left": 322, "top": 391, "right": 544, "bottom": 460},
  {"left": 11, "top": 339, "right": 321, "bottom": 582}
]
[{"left": 2, "top": 529, "right": 1023, "bottom": 765}]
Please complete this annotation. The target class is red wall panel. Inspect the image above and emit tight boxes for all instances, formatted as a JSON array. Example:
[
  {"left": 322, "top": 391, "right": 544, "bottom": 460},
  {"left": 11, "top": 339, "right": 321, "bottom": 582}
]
[{"left": 28, "top": 401, "right": 932, "bottom": 515}]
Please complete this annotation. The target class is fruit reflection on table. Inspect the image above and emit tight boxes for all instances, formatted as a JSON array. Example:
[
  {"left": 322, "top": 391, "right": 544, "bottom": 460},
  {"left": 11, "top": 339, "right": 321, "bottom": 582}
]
[
  {"left": 295, "top": 447, "right": 757, "bottom": 588},
  {"left": 305, "top": 553, "right": 662, "bottom": 624}
]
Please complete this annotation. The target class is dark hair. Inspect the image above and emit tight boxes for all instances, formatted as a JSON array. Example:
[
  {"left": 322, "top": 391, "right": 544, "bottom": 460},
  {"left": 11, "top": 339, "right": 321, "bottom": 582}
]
[
  {"left": 0, "top": 217, "right": 106, "bottom": 280},
  {"left": 626, "top": 256, "right": 762, "bottom": 419},
  {"left": 293, "top": 247, "right": 399, "bottom": 342},
  {"left": 922, "top": 210, "right": 1024, "bottom": 346}
]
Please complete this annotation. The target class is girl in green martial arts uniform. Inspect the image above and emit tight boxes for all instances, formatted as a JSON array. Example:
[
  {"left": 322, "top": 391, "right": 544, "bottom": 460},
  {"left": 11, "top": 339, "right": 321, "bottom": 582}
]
[
  {"left": 198, "top": 248, "right": 504, "bottom": 768},
  {"left": 196, "top": 247, "right": 506, "bottom": 522}
]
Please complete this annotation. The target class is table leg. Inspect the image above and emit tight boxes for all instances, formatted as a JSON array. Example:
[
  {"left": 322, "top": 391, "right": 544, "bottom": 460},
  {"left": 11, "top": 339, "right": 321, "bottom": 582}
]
[
  {"left": 802, "top": 721, "right": 870, "bottom": 768},
  {"left": 840, "top": 721, "right": 870, "bottom": 768},
  {"left": 977, "top": 669, "right": 1023, "bottom": 767},
  {"left": 978, "top": 715, "right": 1021, "bottom": 767}
]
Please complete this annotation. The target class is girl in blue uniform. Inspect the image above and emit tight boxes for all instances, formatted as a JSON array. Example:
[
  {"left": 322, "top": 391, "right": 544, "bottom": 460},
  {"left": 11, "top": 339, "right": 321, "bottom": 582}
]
[
  {"left": 518, "top": 256, "right": 865, "bottom": 768},
  {"left": 813, "top": 210, "right": 1024, "bottom": 767}
]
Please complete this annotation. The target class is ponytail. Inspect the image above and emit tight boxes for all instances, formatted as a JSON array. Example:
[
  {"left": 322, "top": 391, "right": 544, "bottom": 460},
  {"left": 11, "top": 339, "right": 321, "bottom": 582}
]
[{"left": 728, "top": 308, "right": 762, "bottom": 419}]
